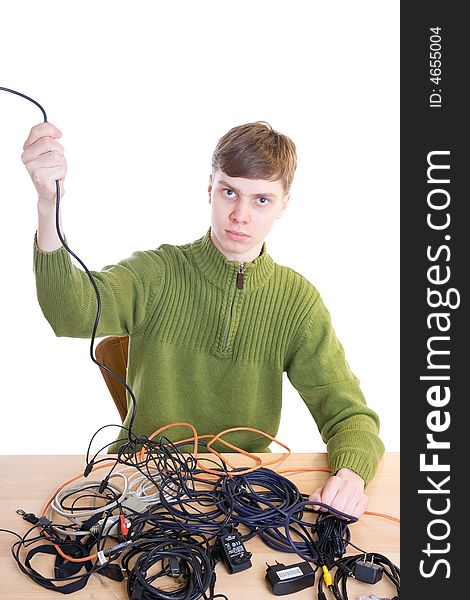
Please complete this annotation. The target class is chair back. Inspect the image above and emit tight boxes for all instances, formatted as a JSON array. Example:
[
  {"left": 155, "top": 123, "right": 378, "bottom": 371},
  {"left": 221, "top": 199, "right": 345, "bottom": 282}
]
[{"left": 95, "top": 335, "right": 129, "bottom": 422}]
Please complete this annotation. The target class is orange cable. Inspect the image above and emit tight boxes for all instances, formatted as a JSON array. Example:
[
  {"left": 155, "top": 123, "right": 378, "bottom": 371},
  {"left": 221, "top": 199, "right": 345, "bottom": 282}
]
[
  {"left": 202, "top": 427, "right": 290, "bottom": 475},
  {"left": 364, "top": 510, "right": 400, "bottom": 524},
  {"left": 278, "top": 467, "right": 332, "bottom": 475},
  {"left": 139, "top": 422, "right": 199, "bottom": 462},
  {"left": 140, "top": 423, "right": 291, "bottom": 476}
]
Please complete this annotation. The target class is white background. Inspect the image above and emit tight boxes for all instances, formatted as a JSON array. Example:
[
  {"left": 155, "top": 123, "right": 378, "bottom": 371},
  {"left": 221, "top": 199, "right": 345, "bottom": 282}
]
[{"left": 0, "top": 1, "right": 399, "bottom": 455}]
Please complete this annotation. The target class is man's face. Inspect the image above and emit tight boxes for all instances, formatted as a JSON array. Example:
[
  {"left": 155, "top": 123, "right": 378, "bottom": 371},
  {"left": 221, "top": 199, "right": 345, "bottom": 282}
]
[{"left": 208, "top": 170, "right": 290, "bottom": 262}]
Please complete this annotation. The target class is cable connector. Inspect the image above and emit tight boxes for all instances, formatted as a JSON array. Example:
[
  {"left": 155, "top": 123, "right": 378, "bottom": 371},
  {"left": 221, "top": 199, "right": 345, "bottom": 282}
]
[
  {"left": 131, "top": 583, "right": 144, "bottom": 600},
  {"left": 119, "top": 514, "right": 129, "bottom": 537},
  {"left": 335, "top": 561, "right": 355, "bottom": 579},
  {"left": 90, "top": 515, "right": 131, "bottom": 539},
  {"left": 37, "top": 516, "right": 53, "bottom": 530},
  {"left": 354, "top": 557, "right": 383, "bottom": 584},
  {"left": 169, "top": 556, "right": 181, "bottom": 578},
  {"left": 17, "top": 510, "right": 52, "bottom": 531},
  {"left": 210, "top": 543, "right": 221, "bottom": 564},
  {"left": 98, "top": 477, "right": 110, "bottom": 495},
  {"left": 17, "top": 509, "right": 39, "bottom": 524},
  {"left": 104, "top": 540, "right": 134, "bottom": 557},
  {"left": 322, "top": 565, "right": 333, "bottom": 588},
  {"left": 121, "top": 495, "right": 148, "bottom": 515}
]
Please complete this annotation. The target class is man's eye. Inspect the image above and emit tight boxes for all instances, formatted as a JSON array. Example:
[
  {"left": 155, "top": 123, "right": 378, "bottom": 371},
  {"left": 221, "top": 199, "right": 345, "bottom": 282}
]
[
  {"left": 256, "top": 197, "right": 270, "bottom": 206},
  {"left": 223, "top": 189, "right": 235, "bottom": 197}
]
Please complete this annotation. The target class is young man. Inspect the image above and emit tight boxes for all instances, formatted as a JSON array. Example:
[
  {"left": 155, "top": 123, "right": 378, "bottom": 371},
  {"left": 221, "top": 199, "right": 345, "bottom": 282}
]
[{"left": 22, "top": 121, "right": 384, "bottom": 518}]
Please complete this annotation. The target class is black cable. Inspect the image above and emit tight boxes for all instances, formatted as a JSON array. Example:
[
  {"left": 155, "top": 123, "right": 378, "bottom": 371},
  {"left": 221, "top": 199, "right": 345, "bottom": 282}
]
[
  {"left": 0, "top": 86, "right": 138, "bottom": 445},
  {"left": 53, "top": 179, "right": 139, "bottom": 441},
  {"left": 0, "top": 528, "right": 24, "bottom": 541},
  {"left": 121, "top": 534, "right": 217, "bottom": 600},
  {"left": 315, "top": 512, "right": 351, "bottom": 567},
  {"left": 0, "top": 86, "right": 47, "bottom": 121},
  {"left": 215, "top": 469, "right": 356, "bottom": 564}
]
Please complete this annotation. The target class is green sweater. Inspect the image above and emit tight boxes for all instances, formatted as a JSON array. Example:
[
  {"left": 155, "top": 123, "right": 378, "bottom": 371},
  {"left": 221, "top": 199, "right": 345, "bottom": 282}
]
[{"left": 34, "top": 229, "right": 384, "bottom": 484}]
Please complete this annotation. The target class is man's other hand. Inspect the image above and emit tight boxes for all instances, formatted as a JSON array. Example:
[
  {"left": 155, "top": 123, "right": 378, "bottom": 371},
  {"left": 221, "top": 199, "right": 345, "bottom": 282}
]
[{"left": 308, "top": 467, "right": 368, "bottom": 518}]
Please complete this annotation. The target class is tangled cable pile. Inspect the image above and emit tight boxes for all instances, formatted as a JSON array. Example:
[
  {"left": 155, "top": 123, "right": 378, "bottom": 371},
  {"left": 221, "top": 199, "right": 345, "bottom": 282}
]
[{"left": 10, "top": 431, "right": 358, "bottom": 599}]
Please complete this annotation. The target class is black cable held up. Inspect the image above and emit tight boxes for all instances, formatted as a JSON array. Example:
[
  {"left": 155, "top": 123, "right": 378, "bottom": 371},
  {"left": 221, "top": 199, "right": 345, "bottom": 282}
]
[
  {"left": 0, "top": 86, "right": 138, "bottom": 445},
  {"left": 0, "top": 86, "right": 48, "bottom": 121}
]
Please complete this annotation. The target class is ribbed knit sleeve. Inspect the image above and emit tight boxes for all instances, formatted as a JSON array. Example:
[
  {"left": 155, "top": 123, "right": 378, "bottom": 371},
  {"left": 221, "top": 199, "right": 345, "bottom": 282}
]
[
  {"left": 286, "top": 298, "right": 384, "bottom": 485},
  {"left": 33, "top": 236, "right": 164, "bottom": 338}
]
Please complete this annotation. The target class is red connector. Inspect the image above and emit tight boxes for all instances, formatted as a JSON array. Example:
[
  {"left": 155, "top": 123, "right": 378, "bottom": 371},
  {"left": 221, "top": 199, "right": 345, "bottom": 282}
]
[{"left": 120, "top": 514, "right": 129, "bottom": 536}]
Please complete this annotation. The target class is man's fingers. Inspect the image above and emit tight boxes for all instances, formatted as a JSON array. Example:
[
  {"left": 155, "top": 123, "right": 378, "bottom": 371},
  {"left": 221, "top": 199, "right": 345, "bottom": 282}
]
[
  {"left": 22, "top": 150, "right": 65, "bottom": 174},
  {"left": 23, "top": 122, "right": 62, "bottom": 150},
  {"left": 335, "top": 494, "right": 369, "bottom": 519},
  {"left": 309, "top": 490, "right": 322, "bottom": 503},
  {"left": 308, "top": 488, "right": 327, "bottom": 512},
  {"left": 352, "top": 495, "right": 369, "bottom": 519},
  {"left": 323, "top": 487, "right": 356, "bottom": 515},
  {"left": 22, "top": 137, "right": 64, "bottom": 164},
  {"left": 308, "top": 477, "right": 369, "bottom": 518},
  {"left": 317, "top": 480, "right": 342, "bottom": 509},
  {"left": 25, "top": 156, "right": 67, "bottom": 190}
]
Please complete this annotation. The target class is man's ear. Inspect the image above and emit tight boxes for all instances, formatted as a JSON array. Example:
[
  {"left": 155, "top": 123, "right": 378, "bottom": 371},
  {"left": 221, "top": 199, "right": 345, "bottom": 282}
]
[
  {"left": 208, "top": 174, "right": 213, "bottom": 204},
  {"left": 277, "top": 192, "right": 290, "bottom": 218}
]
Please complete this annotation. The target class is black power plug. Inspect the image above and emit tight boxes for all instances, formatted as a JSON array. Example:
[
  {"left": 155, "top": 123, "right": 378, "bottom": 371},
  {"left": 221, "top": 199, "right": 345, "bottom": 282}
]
[
  {"left": 354, "top": 557, "right": 383, "bottom": 584},
  {"left": 265, "top": 561, "right": 315, "bottom": 595}
]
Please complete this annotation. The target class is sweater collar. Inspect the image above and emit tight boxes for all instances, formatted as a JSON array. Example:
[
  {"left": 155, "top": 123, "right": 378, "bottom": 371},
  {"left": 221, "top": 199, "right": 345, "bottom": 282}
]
[{"left": 191, "top": 229, "right": 274, "bottom": 291}]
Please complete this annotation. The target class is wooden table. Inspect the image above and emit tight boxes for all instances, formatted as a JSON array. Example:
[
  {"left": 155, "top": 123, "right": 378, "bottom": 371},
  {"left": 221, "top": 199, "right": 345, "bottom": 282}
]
[{"left": 0, "top": 453, "right": 399, "bottom": 599}]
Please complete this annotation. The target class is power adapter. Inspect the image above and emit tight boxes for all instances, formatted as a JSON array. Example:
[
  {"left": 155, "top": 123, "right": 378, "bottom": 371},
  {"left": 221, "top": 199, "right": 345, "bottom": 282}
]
[
  {"left": 354, "top": 558, "right": 383, "bottom": 584},
  {"left": 217, "top": 530, "right": 252, "bottom": 574},
  {"left": 265, "top": 560, "right": 315, "bottom": 595}
]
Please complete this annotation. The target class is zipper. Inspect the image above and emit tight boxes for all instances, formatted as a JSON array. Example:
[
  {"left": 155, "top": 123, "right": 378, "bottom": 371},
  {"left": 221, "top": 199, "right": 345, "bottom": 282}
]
[
  {"left": 236, "top": 262, "right": 245, "bottom": 289},
  {"left": 220, "top": 263, "right": 244, "bottom": 351}
]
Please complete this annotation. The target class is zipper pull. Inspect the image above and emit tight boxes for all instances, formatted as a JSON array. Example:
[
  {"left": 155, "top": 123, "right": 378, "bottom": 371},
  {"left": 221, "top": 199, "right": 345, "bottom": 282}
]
[{"left": 236, "top": 263, "right": 244, "bottom": 289}]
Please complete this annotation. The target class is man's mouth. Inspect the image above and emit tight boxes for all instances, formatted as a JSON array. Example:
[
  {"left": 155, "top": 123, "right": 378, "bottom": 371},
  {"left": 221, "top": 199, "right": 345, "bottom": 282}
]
[{"left": 225, "top": 229, "right": 250, "bottom": 240}]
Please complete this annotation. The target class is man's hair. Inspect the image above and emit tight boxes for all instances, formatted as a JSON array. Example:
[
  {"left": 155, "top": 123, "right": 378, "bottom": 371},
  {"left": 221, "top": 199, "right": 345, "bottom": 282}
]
[{"left": 212, "top": 121, "right": 297, "bottom": 193}]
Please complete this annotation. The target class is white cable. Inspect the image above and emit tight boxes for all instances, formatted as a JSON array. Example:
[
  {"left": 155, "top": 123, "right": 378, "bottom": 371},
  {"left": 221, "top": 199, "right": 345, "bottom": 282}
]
[
  {"left": 126, "top": 469, "right": 162, "bottom": 501},
  {"left": 50, "top": 472, "right": 128, "bottom": 526},
  {"left": 125, "top": 468, "right": 183, "bottom": 503}
]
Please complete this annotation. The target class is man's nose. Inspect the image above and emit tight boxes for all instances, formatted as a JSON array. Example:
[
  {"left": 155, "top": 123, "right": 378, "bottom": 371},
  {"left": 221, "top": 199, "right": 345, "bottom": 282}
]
[{"left": 230, "top": 200, "right": 251, "bottom": 224}]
